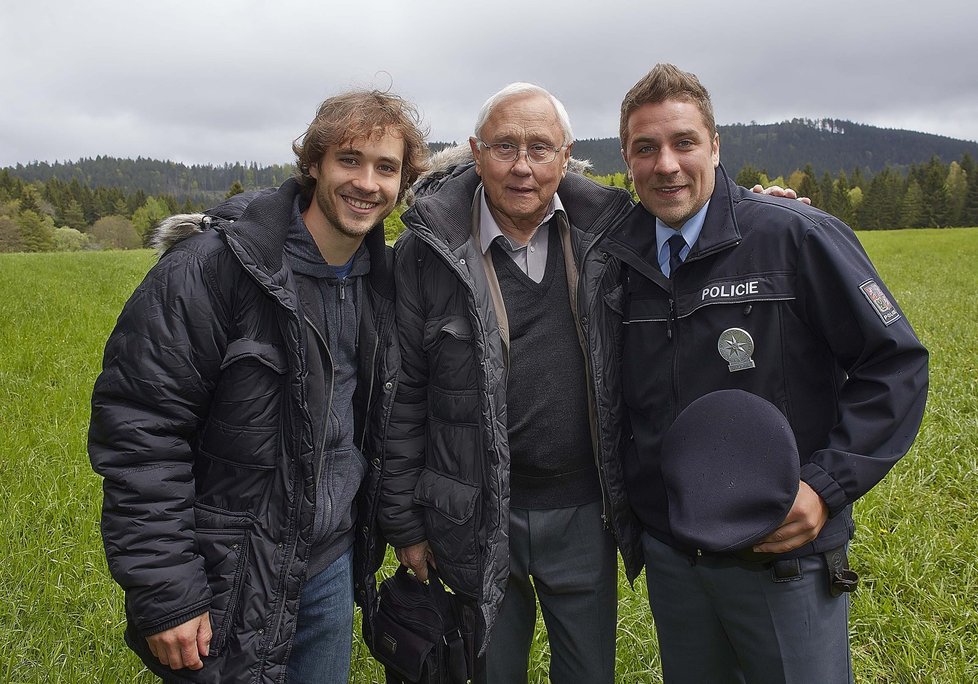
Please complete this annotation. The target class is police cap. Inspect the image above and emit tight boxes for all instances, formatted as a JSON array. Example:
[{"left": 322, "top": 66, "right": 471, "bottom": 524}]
[{"left": 660, "top": 389, "right": 800, "bottom": 554}]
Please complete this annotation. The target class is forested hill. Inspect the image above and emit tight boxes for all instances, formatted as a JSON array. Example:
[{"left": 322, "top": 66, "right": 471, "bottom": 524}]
[
  {"left": 5, "top": 119, "right": 978, "bottom": 198},
  {"left": 573, "top": 119, "right": 978, "bottom": 176},
  {"left": 5, "top": 157, "right": 295, "bottom": 206}
]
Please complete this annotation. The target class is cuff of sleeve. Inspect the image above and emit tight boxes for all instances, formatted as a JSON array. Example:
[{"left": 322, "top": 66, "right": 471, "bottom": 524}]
[
  {"left": 139, "top": 600, "right": 211, "bottom": 637},
  {"left": 800, "top": 462, "right": 848, "bottom": 517}
]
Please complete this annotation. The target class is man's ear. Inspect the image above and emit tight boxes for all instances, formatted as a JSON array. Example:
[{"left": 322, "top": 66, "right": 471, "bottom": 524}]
[
  {"left": 561, "top": 142, "right": 573, "bottom": 175},
  {"left": 621, "top": 148, "right": 632, "bottom": 180},
  {"left": 309, "top": 161, "right": 320, "bottom": 180},
  {"left": 469, "top": 137, "right": 483, "bottom": 176}
]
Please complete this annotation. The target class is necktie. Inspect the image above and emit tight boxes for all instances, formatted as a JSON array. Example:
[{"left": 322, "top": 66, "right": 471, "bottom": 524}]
[{"left": 667, "top": 233, "right": 686, "bottom": 277}]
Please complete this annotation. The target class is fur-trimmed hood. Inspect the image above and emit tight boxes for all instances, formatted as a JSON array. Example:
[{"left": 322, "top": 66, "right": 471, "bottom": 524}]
[
  {"left": 149, "top": 187, "right": 276, "bottom": 256},
  {"left": 149, "top": 213, "right": 211, "bottom": 255}
]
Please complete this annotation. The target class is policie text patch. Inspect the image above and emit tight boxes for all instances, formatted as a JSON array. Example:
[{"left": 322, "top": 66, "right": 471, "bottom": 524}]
[{"left": 859, "top": 279, "right": 901, "bottom": 326}]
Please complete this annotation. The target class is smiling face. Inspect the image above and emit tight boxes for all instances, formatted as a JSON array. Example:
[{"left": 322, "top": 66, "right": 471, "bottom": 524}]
[
  {"left": 622, "top": 98, "right": 719, "bottom": 229},
  {"left": 307, "top": 127, "right": 404, "bottom": 243},
  {"left": 469, "top": 92, "right": 570, "bottom": 240}
]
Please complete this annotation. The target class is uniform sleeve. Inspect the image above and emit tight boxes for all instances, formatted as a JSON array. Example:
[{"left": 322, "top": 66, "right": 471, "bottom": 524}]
[
  {"left": 88, "top": 250, "right": 228, "bottom": 636},
  {"left": 795, "top": 217, "right": 928, "bottom": 516},
  {"left": 378, "top": 238, "right": 430, "bottom": 547}
]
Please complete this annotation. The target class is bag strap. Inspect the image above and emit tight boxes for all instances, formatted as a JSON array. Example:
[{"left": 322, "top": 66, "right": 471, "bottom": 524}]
[{"left": 422, "top": 566, "right": 470, "bottom": 683}]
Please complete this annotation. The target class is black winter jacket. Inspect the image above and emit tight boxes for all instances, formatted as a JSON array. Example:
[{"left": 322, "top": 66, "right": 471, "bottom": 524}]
[
  {"left": 378, "top": 165, "right": 643, "bottom": 652},
  {"left": 89, "top": 179, "right": 398, "bottom": 683},
  {"left": 601, "top": 165, "right": 929, "bottom": 558}
]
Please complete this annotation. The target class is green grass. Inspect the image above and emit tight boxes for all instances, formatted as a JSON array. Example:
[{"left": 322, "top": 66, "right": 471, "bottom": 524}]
[{"left": 2, "top": 229, "right": 976, "bottom": 682}]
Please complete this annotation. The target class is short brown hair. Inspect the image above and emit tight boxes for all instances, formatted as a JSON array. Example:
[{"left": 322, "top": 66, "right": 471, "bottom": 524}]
[
  {"left": 619, "top": 63, "right": 716, "bottom": 149},
  {"left": 292, "top": 89, "right": 430, "bottom": 203}
]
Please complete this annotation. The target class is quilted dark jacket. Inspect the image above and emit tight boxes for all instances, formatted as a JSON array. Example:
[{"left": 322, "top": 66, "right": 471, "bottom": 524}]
[
  {"left": 89, "top": 179, "right": 398, "bottom": 683},
  {"left": 378, "top": 164, "right": 643, "bottom": 653}
]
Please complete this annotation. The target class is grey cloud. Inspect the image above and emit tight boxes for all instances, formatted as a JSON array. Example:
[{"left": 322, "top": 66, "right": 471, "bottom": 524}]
[{"left": 2, "top": 0, "right": 975, "bottom": 167}]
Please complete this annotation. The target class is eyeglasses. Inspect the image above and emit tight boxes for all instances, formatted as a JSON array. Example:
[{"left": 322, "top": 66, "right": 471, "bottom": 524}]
[{"left": 477, "top": 140, "right": 566, "bottom": 164}]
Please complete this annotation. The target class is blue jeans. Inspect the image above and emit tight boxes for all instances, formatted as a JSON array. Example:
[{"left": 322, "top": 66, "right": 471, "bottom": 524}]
[{"left": 287, "top": 547, "right": 354, "bottom": 684}]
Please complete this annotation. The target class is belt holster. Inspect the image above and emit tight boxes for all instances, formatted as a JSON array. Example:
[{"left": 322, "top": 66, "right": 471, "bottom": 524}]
[{"left": 823, "top": 546, "right": 859, "bottom": 597}]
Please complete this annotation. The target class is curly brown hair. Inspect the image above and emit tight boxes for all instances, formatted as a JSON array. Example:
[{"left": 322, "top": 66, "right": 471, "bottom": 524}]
[{"left": 292, "top": 90, "right": 430, "bottom": 204}]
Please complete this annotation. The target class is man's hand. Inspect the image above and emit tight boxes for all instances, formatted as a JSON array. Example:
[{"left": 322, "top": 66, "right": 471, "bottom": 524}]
[
  {"left": 752, "top": 183, "right": 812, "bottom": 205},
  {"left": 396, "top": 541, "right": 435, "bottom": 582},
  {"left": 753, "top": 482, "right": 828, "bottom": 554},
  {"left": 146, "top": 611, "right": 211, "bottom": 671}
]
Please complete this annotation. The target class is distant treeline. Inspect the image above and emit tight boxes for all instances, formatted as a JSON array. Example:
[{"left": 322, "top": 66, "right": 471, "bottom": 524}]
[
  {"left": 572, "top": 118, "right": 978, "bottom": 177},
  {"left": 591, "top": 152, "right": 978, "bottom": 232},
  {"left": 3, "top": 137, "right": 978, "bottom": 253},
  {"left": 7, "top": 157, "right": 295, "bottom": 206}
]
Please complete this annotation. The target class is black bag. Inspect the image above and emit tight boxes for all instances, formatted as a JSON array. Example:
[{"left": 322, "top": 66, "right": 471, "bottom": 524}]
[{"left": 368, "top": 565, "right": 473, "bottom": 684}]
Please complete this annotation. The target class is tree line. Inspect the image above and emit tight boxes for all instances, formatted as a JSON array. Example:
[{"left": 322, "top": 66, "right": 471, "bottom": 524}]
[
  {"left": 8, "top": 157, "right": 294, "bottom": 205},
  {"left": 573, "top": 119, "right": 978, "bottom": 178},
  {"left": 0, "top": 169, "right": 212, "bottom": 252},
  {"left": 592, "top": 153, "right": 978, "bottom": 231},
  {"left": 3, "top": 152, "right": 977, "bottom": 253}
]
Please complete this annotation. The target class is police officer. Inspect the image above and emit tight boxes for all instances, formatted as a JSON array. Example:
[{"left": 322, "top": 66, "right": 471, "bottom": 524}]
[{"left": 601, "top": 63, "right": 929, "bottom": 683}]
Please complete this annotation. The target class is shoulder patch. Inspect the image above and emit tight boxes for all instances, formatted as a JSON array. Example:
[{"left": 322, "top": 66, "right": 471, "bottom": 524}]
[{"left": 859, "top": 279, "right": 901, "bottom": 326}]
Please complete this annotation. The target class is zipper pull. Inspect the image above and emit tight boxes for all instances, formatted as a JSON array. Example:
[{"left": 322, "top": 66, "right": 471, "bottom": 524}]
[
  {"left": 339, "top": 277, "right": 346, "bottom": 301},
  {"left": 667, "top": 298, "right": 675, "bottom": 340}
]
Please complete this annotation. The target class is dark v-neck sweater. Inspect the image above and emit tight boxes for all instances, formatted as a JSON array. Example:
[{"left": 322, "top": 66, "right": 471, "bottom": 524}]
[{"left": 490, "top": 225, "right": 600, "bottom": 510}]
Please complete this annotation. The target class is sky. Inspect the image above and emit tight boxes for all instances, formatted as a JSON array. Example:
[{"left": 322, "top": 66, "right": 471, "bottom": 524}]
[{"left": 2, "top": 0, "right": 975, "bottom": 169}]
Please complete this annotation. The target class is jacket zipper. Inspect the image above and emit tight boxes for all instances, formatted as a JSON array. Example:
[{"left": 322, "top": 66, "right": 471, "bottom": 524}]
[
  {"left": 358, "top": 319, "right": 379, "bottom": 455},
  {"left": 576, "top": 197, "right": 632, "bottom": 531},
  {"left": 411, "top": 223, "right": 503, "bottom": 573},
  {"left": 304, "top": 314, "right": 335, "bottom": 490},
  {"left": 221, "top": 232, "right": 304, "bottom": 674}
]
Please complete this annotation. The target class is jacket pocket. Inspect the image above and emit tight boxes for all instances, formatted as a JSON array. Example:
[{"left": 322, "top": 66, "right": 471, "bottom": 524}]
[
  {"left": 194, "top": 504, "right": 254, "bottom": 656},
  {"left": 413, "top": 468, "right": 480, "bottom": 597},
  {"left": 603, "top": 283, "right": 625, "bottom": 317},
  {"left": 422, "top": 315, "right": 473, "bottom": 350},
  {"left": 422, "top": 316, "right": 480, "bottom": 396},
  {"left": 201, "top": 339, "right": 287, "bottom": 469}
]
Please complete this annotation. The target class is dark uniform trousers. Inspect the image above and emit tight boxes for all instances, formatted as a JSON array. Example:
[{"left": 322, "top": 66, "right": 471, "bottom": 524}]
[{"left": 641, "top": 533, "right": 853, "bottom": 684}]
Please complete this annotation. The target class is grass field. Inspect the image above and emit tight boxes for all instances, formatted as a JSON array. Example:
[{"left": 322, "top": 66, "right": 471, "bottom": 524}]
[{"left": 1, "top": 228, "right": 976, "bottom": 683}]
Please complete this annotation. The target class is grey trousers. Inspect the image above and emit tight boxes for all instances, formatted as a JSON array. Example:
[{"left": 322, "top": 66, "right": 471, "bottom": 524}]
[
  {"left": 480, "top": 500, "right": 619, "bottom": 684},
  {"left": 641, "top": 532, "right": 854, "bottom": 684}
]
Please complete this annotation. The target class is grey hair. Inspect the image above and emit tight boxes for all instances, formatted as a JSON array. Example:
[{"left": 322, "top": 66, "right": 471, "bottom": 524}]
[{"left": 473, "top": 82, "right": 574, "bottom": 145}]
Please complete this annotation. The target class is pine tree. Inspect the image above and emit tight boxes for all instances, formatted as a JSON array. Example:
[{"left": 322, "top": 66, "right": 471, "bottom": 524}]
[
  {"left": 15, "top": 210, "right": 56, "bottom": 252},
  {"left": 958, "top": 154, "right": 978, "bottom": 226},
  {"left": 62, "top": 199, "right": 88, "bottom": 230},
  {"left": 901, "top": 179, "right": 925, "bottom": 228},
  {"left": 945, "top": 162, "right": 967, "bottom": 226},
  {"left": 829, "top": 171, "right": 854, "bottom": 224},
  {"left": 797, "top": 165, "right": 821, "bottom": 208},
  {"left": 735, "top": 164, "right": 765, "bottom": 188},
  {"left": 226, "top": 181, "right": 245, "bottom": 199}
]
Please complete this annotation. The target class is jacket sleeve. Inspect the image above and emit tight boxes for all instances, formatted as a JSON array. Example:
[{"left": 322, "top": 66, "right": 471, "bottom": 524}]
[
  {"left": 88, "top": 248, "right": 228, "bottom": 636},
  {"left": 378, "top": 237, "right": 430, "bottom": 547},
  {"left": 795, "top": 217, "right": 928, "bottom": 516}
]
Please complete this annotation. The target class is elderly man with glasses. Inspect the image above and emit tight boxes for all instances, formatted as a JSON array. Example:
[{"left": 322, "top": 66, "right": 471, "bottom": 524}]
[{"left": 378, "top": 82, "right": 643, "bottom": 683}]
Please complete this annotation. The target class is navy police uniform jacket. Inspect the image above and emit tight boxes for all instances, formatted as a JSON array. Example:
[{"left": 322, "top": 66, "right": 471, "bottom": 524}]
[{"left": 601, "top": 164, "right": 928, "bottom": 559}]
